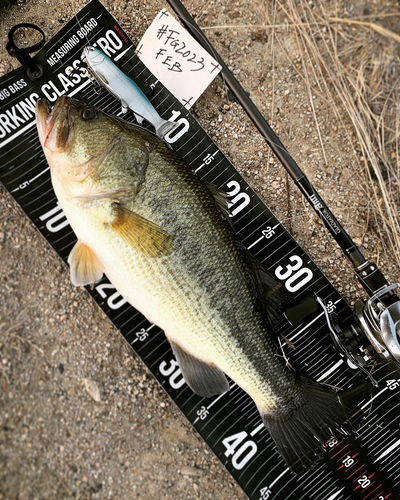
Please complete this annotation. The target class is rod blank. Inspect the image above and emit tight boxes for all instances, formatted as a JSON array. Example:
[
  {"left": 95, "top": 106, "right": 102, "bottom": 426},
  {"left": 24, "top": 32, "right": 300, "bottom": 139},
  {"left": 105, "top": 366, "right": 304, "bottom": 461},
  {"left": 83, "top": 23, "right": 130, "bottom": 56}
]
[{"left": 166, "top": 0, "right": 389, "bottom": 296}]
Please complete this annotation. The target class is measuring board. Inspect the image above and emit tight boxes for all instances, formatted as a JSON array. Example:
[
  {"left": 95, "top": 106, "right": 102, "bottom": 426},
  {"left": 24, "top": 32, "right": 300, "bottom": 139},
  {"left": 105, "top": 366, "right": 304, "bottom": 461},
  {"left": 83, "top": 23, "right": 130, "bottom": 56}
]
[{"left": 1, "top": 2, "right": 400, "bottom": 498}]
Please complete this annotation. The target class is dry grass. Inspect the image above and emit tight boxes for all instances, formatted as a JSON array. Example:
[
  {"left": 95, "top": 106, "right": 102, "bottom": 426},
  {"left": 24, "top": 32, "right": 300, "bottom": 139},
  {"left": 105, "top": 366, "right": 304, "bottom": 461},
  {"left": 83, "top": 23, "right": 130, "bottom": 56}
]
[
  {"left": 199, "top": 0, "right": 400, "bottom": 274},
  {"left": 274, "top": 1, "right": 400, "bottom": 271}
]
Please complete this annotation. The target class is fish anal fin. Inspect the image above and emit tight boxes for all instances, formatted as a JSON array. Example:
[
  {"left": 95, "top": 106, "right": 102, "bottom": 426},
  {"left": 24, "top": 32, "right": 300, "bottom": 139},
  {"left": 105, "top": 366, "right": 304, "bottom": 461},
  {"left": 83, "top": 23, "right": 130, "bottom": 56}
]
[
  {"left": 169, "top": 340, "right": 229, "bottom": 397},
  {"left": 68, "top": 240, "right": 104, "bottom": 286},
  {"left": 260, "top": 376, "right": 373, "bottom": 473},
  {"left": 108, "top": 203, "right": 173, "bottom": 257}
]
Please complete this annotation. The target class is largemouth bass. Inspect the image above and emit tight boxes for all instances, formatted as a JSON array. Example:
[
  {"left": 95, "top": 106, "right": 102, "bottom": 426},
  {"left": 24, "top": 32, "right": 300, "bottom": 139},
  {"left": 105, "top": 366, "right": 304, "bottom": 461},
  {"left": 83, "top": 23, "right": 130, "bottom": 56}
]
[{"left": 36, "top": 96, "right": 370, "bottom": 473}]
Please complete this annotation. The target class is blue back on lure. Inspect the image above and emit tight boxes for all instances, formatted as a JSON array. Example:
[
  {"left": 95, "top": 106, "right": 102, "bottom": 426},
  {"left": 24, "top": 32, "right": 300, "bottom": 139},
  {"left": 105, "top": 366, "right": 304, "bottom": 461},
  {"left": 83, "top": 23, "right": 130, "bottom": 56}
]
[{"left": 81, "top": 46, "right": 178, "bottom": 140}]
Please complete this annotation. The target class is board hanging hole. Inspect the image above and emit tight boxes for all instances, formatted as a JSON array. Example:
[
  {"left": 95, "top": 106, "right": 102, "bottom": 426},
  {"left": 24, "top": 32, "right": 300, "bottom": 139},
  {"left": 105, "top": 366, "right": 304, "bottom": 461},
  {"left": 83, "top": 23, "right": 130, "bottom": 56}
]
[{"left": 6, "top": 23, "right": 45, "bottom": 80}]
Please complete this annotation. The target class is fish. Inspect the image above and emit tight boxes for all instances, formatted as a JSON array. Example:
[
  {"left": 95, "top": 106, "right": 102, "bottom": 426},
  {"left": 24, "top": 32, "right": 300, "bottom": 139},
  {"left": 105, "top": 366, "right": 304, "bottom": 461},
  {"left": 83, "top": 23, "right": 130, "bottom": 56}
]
[
  {"left": 35, "top": 96, "right": 371, "bottom": 473},
  {"left": 81, "top": 46, "right": 179, "bottom": 140}
]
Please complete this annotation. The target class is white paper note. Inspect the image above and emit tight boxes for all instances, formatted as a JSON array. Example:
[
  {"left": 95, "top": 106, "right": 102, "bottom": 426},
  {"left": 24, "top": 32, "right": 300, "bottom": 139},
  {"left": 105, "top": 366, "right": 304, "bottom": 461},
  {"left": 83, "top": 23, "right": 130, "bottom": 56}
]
[{"left": 136, "top": 8, "right": 222, "bottom": 109}]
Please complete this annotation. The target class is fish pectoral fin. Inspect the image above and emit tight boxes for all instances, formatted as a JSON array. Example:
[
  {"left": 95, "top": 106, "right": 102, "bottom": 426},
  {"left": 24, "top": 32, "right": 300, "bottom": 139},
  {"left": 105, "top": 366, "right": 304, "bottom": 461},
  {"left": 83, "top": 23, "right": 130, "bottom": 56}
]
[
  {"left": 68, "top": 240, "right": 104, "bottom": 286},
  {"left": 108, "top": 203, "right": 173, "bottom": 257},
  {"left": 169, "top": 340, "right": 229, "bottom": 397}
]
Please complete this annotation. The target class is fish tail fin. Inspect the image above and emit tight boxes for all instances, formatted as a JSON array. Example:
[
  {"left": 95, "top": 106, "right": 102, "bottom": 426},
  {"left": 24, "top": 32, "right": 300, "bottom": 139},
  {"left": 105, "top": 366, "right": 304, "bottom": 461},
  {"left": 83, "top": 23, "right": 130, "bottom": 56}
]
[
  {"left": 155, "top": 119, "right": 179, "bottom": 140},
  {"left": 260, "top": 375, "right": 372, "bottom": 473}
]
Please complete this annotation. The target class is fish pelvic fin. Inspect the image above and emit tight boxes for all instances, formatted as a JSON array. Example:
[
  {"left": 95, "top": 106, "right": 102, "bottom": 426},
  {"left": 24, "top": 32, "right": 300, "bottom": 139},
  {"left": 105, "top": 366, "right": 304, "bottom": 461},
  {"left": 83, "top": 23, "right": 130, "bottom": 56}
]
[
  {"left": 68, "top": 240, "right": 104, "bottom": 286},
  {"left": 169, "top": 340, "right": 229, "bottom": 397},
  {"left": 155, "top": 119, "right": 179, "bottom": 140},
  {"left": 260, "top": 375, "right": 373, "bottom": 474},
  {"left": 108, "top": 203, "right": 174, "bottom": 258}
]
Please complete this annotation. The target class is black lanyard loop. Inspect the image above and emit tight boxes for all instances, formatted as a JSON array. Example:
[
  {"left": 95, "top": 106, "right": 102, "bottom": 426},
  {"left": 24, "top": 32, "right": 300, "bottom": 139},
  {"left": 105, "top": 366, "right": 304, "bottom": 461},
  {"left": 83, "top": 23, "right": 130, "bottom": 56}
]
[{"left": 6, "top": 23, "right": 45, "bottom": 80}]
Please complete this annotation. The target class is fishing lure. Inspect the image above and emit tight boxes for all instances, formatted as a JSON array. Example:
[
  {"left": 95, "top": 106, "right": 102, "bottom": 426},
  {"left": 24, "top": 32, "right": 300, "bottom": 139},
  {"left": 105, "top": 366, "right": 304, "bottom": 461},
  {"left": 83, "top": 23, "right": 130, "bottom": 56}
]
[{"left": 82, "top": 46, "right": 178, "bottom": 140}]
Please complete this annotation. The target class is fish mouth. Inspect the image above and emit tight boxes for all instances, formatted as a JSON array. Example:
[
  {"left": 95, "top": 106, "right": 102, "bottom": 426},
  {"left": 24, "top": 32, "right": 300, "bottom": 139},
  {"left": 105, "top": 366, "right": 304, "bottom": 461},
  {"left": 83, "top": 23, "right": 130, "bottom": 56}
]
[{"left": 35, "top": 96, "right": 73, "bottom": 152}]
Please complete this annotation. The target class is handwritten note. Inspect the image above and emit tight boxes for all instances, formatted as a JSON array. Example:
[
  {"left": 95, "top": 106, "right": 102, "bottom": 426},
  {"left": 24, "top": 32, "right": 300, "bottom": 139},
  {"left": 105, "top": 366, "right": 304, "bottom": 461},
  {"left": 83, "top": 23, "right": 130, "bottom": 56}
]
[{"left": 136, "top": 9, "right": 222, "bottom": 109}]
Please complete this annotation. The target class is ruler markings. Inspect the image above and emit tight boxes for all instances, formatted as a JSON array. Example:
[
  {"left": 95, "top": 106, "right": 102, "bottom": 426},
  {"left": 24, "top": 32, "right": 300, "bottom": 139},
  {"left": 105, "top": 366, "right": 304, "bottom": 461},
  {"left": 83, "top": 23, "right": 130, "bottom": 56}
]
[
  {"left": 375, "top": 438, "right": 400, "bottom": 463},
  {"left": 9, "top": 160, "right": 48, "bottom": 190},
  {"left": 176, "top": 129, "right": 201, "bottom": 153},
  {"left": 366, "top": 429, "right": 393, "bottom": 451},
  {"left": 297, "top": 470, "right": 327, "bottom": 499},
  {"left": 317, "top": 359, "right": 345, "bottom": 382},
  {"left": 182, "top": 135, "right": 207, "bottom": 158},
  {"left": 324, "top": 487, "right": 345, "bottom": 500},
  {"left": 16, "top": 175, "right": 53, "bottom": 202}
]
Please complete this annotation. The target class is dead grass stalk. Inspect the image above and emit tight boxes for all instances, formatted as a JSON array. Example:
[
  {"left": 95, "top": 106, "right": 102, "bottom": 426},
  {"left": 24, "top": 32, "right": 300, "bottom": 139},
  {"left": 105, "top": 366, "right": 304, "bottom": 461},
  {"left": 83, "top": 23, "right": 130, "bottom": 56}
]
[{"left": 278, "top": 0, "right": 400, "bottom": 272}]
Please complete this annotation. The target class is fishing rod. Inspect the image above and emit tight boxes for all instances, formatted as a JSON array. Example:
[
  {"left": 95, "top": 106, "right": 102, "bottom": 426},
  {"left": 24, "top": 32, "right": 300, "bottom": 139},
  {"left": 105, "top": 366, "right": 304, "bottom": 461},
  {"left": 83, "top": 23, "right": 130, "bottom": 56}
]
[
  {"left": 166, "top": 0, "right": 400, "bottom": 369},
  {"left": 166, "top": 0, "right": 384, "bottom": 296}
]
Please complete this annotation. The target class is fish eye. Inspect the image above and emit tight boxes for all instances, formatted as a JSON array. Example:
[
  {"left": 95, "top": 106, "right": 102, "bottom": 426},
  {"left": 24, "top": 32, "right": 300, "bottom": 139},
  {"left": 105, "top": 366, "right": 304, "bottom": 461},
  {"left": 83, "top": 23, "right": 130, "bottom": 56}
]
[{"left": 81, "top": 107, "right": 96, "bottom": 121}]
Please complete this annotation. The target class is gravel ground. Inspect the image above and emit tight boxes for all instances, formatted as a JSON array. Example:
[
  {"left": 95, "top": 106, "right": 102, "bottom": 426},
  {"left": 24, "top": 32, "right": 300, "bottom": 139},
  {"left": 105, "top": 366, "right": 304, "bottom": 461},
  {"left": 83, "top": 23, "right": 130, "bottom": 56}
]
[{"left": 0, "top": 0, "right": 399, "bottom": 499}]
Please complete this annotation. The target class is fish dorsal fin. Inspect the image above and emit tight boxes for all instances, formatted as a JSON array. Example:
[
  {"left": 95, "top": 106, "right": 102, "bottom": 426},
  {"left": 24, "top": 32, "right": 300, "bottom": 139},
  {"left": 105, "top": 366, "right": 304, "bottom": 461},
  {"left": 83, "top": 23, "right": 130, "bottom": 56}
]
[
  {"left": 204, "top": 182, "right": 232, "bottom": 219},
  {"left": 169, "top": 340, "right": 229, "bottom": 397},
  {"left": 68, "top": 241, "right": 104, "bottom": 286},
  {"left": 108, "top": 203, "right": 173, "bottom": 257}
]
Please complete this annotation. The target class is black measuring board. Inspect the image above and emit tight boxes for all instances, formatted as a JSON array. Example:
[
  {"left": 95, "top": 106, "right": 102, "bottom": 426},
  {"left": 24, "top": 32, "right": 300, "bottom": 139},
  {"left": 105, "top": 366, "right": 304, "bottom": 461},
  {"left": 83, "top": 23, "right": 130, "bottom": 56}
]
[{"left": 1, "top": 2, "right": 400, "bottom": 499}]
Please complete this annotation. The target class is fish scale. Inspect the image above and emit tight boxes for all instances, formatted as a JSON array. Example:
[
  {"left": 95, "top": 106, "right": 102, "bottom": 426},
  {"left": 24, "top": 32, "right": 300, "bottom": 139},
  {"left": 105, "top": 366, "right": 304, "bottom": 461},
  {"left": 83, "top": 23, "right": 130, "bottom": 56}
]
[
  {"left": 48, "top": 100, "right": 291, "bottom": 393},
  {"left": 125, "top": 150, "right": 278, "bottom": 379}
]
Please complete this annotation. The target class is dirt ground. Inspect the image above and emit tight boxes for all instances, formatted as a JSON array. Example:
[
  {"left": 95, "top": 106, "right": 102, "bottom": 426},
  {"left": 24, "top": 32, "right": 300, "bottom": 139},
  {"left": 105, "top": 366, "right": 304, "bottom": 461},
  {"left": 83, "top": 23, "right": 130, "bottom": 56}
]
[{"left": 1, "top": 0, "right": 399, "bottom": 499}]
